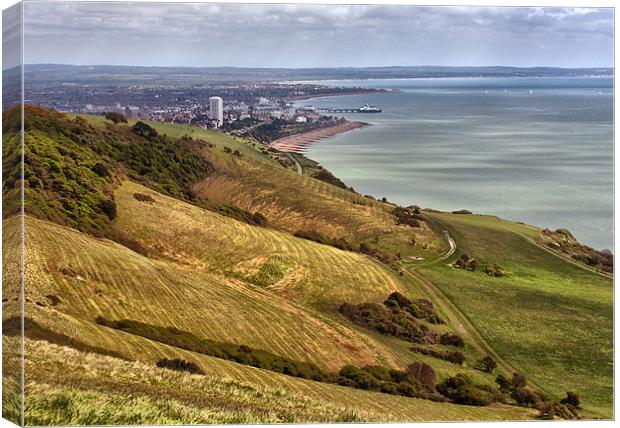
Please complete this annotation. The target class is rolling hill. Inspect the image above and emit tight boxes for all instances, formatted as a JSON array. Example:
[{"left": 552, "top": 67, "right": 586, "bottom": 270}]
[{"left": 2, "top": 106, "right": 613, "bottom": 424}]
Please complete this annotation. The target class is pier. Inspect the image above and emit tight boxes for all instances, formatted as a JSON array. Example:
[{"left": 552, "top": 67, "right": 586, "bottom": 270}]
[{"left": 316, "top": 107, "right": 363, "bottom": 113}]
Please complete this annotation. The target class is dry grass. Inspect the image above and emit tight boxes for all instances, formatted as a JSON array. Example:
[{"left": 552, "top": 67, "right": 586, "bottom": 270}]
[{"left": 10, "top": 337, "right": 535, "bottom": 424}]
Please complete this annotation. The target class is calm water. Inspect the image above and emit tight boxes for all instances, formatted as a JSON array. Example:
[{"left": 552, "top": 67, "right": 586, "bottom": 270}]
[{"left": 295, "top": 77, "right": 614, "bottom": 249}]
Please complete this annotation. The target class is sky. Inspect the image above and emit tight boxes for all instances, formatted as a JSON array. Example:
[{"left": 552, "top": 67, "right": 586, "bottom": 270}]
[{"left": 6, "top": 2, "right": 615, "bottom": 68}]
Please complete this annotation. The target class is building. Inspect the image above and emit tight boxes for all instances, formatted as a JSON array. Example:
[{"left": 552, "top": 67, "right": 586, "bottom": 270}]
[{"left": 209, "top": 96, "right": 224, "bottom": 127}]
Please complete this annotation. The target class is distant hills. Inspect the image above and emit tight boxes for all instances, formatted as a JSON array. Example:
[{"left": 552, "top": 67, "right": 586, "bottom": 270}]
[{"left": 14, "top": 64, "right": 614, "bottom": 85}]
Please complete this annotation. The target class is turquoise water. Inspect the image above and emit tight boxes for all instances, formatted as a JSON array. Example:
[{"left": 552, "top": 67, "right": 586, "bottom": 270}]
[{"left": 296, "top": 77, "right": 613, "bottom": 250}]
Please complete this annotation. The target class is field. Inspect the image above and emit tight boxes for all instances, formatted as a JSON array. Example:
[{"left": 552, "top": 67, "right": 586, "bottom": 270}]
[
  {"left": 2, "top": 107, "right": 613, "bottom": 423},
  {"left": 415, "top": 212, "right": 613, "bottom": 418}
]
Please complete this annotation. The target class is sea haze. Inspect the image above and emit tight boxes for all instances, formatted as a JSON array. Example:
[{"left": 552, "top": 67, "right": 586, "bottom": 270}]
[{"left": 296, "top": 77, "right": 613, "bottom": 250}]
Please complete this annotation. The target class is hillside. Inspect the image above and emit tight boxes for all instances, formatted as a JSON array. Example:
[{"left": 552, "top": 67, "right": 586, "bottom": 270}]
[{"left": 2, "top": 106, "right": 613, "bottom": 423}]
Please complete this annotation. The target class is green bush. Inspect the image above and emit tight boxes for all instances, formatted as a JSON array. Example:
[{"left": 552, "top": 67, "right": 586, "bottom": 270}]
[
  {"left": 475, "top": 356, "right": 497, "bottom": 373},
  {"left": 436, "top": 374, "right": 494, "bottom": 406}
]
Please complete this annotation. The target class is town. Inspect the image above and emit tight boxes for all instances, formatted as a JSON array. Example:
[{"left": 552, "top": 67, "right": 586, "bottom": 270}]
[{"left": 19, "top": 77, "right": 385, "bottom": 141}]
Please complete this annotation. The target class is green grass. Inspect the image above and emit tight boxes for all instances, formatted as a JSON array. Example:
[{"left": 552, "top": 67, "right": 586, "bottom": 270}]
[
  {"left": 247, "top": 255, "right": 293, "bottom": 287},
  {"left": 418, "top": 212, "right": 613, "bottom": 418},
  {"left": 12, "top": 337, "right": 535, "bottom": 424}
]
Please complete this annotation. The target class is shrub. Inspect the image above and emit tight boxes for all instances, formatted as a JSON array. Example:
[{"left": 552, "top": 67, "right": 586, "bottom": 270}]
[
  {"left": 104, "top": 112, "right": 127, "bottom": 124},
  {"left": 553, "top": 402, "right": 579, "bottom": 419},
  {"left": 484, "top": 264, "right": 507, "bottom": 277},
  {"left": 393, "top": 206, "right": 422, "bottom": 227},
  {"left": 339, "top": 301, "right": 438, "bottom": 344},
  {"left": 537, "top": 401, "right": 555, "bottom": 419},
  {"left": 411, "top": 346, "right": 464, "bottom": 365},
  {"left": 495, "top": 374, "right": 511, "bottom": 392},
  {"left": 452, "top": 209, "right": 472, "bottom": 214},
  {"left": 156, "top": 358, "right": 203, "bottom": 374},
  {"left": 512, "top": 388, "right": 540, "bottom": 407},
  {"left": 132, "top": 121, "right": 158, "bottom": 138},
  {"left": 91, "top": 162, "right": 111, "bottom": 178},
  {"left": 560, "top": 391, "right": 580, "bottom": 408},
  {"left": 133, "top": 193, "right": 156, "bottom": 203},
  {"left": 406, "top": 362, "right": 436, "bottom": 391},
  {"left": 99, "top": 199, "right": 117, "bottom": 220},
  {"left": 436, "top": 374, "right": 493, "bottom": 406},
  {"left": 511, "top": 372, "right": 527, "bottom": 390},
  {"left": 475, "top": 356, "right": 497, "bottom": 373},
  {"left": 440, "top": 332, "right": 464, "bottom": 347}
]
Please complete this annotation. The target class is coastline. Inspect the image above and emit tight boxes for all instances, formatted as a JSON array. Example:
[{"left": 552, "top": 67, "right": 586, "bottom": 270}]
[
  {"left": 286, "top": 88, "right": 393, "bottom": 102},
  {"left": 270, "top": 120, "right": 367, "bottom": 153}
]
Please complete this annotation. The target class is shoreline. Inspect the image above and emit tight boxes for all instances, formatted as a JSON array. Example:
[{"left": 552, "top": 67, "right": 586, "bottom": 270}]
[
  {"left": 286, "top": 88, "right": 393, "bottom": 102},
  {"left": 270, "top": 120, "right": 367, "bottom": 153}
]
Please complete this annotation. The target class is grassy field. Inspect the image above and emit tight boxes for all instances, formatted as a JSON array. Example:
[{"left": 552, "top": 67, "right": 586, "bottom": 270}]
[
  {"left": 9, "top": 337, "right": 536, "bottom": 424},
  {"left": 416, "top": 212, "right": 613, "bottom": 418}
]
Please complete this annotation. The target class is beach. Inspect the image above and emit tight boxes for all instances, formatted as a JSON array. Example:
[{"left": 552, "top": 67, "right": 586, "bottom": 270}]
[{"left": 270, "top": 120, "right": 367, "bottom": 152}]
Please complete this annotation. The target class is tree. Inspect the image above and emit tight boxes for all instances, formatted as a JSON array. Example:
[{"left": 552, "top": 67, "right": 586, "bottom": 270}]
[
  {"left": 475, "top": 356, "right": 497, "bottom": 373},
  {"left": 104, "top": 112, "right": 127, "bottom": 124}
]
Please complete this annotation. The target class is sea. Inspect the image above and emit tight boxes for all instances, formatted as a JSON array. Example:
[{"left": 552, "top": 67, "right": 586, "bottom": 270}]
[{"left": 294, "top": 77, "right": 614, "bottom": 250}]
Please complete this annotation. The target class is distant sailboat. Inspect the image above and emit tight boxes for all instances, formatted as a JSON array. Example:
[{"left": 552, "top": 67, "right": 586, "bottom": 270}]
[
  {"left": 485, "top": 90, "right": 488, "bottom": 94},
  {"left": 598, "top": 91, "right": 603, "bottom": 95},
  {"left": 529, "top": 90, "right": 533, "bottom": 94},
  {"left": 504, "top": 89, "right": 508, "bottom": 93}
]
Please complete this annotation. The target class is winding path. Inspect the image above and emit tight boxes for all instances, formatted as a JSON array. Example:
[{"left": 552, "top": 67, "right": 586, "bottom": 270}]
[
  {"left": 403, "top": 229, "right": 548, "bottom": 395},
  {"left": 287, "top": 153, "right": 303, "bottom": 175}
]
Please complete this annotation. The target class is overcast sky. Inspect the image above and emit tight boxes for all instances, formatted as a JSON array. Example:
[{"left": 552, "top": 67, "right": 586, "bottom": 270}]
[{"left": 12, "top": 2, "right": 615, "bottom": 68}]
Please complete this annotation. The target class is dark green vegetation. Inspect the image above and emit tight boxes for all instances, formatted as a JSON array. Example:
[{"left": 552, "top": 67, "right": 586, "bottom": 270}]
[
  {"left": 339, "top": 292, "right": 454, "bottom": 345},
  {"left": 94, "top": 318, "right": 461, "bottom": 403},
  {"left": 96, "top": 318, "right": 333, "bottom": 382},
  {"left": 3, "top": 106, "right": 270, "bottom": 237}
]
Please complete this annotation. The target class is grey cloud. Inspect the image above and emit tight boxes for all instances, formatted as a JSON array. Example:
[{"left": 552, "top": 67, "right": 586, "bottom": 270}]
[{"left": 18, "top": 2, "right": 613, "bottom": 67}]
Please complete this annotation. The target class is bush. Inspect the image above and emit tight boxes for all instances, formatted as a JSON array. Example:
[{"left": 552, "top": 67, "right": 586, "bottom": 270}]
[
  {"left": 512, "top": 388, "right": 540, "bottom": 407},
  {"left": 339, "top": 301, "right": 438, "bottom": 344},
  {"left": 132, "top": 121, "right": 158, "bottom": 138},
  {"left": 511, "top": 372, "right": 527, "bottom": 390},
  {"left": 553, "top": 402, "right": 579, "bottom": 420},
  {"left": 436, "top": 374, "right": 493, "bottom": 406},
  {"left": 537, "top": 401, "right": 555, "bottom": 419},
  {"left": 411, "top": 346, "right": 464, "bottom": 365},
  {"left": 495, "top": 374, "right": 511, "bottom": 392},
  {"left": 406, "top": 362, "right": 436, "bottom": 391},
  {"left": 484, "top": 264, "right": 507, "bottom": 277},
  {"left": 156, "top": 358, "right": 203, "bottom": 374},
  {"left": 475, "top": 356, "right": 497, "bottom": 373},
  {"left": 440, "top": 332, "right": 464, "bottom": 347},
  {"left": 560, "top": 391, "right": 580, "bottom": 408},
  {"left": 133, "top": 193, "right": 156, "bottom": 203},
  {"left": 99, "top": 199, "right": 117, "bottom": 220},
  {"left": 104, "top": 112, "right": 127, "bottom": 124}
]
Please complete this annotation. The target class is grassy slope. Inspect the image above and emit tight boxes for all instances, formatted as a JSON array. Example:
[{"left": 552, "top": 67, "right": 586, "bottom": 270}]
[
  {"left": 417, "top": 212, "right": 613, "bottom": 418},
  {"left": 9, "top": 337, "right": 534, "bottom": 424},
  {"left": 5, "top": 111, "right": 611, "bottom": 421},
  {"left": 76, "top": 114, "right": 444, "bottom": 262}
]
